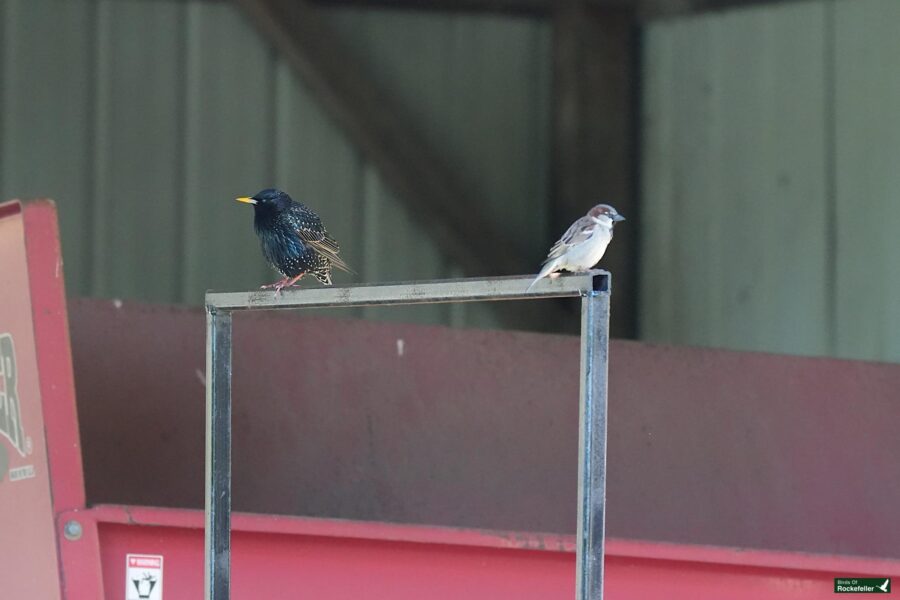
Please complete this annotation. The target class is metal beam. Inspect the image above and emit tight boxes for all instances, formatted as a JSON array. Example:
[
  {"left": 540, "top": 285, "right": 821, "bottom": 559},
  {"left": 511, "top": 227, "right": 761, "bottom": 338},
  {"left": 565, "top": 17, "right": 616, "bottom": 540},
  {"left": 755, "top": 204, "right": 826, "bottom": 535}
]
[
  {"left": 207, "top": 270, "right": 609, "bottom": 311},
  {"left": 576, "top": 286, "right": 610, "bottom": 599},
  {"left": 310, "top": 0, "right": 798, "bottom": 19},
  {"left": 205, "top": 308, "right": 232, "bottom": 600},
  {"left": 234, "top": 0, "right": 525, "bottom": 279}
]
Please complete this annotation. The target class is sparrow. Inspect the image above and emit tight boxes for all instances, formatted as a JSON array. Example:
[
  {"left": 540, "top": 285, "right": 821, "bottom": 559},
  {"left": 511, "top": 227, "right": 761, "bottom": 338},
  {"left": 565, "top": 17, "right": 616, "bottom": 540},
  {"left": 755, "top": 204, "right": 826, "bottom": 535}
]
[
  {"left": 237, "top": 188, "right": 352, "bottom": 293},
  {"left": 527, "top": 204, "right": 625, "bottom": 290}
]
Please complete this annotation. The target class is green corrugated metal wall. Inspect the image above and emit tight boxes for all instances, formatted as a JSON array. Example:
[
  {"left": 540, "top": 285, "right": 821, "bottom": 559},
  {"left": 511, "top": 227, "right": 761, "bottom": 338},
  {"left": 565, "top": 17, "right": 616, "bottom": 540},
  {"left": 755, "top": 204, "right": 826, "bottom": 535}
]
[
  {"left": 641, "top": 0, "right": 900, "bottom": 364},
  {"left": 0, "top": 0, "right": 551, "bottom": 327},
  {"left": 5, "top": 0, "right": 899, "bottom": 360}
]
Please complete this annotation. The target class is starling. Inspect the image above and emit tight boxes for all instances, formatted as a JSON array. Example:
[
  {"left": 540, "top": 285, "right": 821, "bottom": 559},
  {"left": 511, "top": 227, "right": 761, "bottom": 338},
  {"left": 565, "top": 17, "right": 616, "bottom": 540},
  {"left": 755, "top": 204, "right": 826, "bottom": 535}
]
[
  {"left": 237, "top": 188, "right": 352, "bottom": 293},
  {"left": 527, "top": 204, "right": 625, "bottom": 290}
]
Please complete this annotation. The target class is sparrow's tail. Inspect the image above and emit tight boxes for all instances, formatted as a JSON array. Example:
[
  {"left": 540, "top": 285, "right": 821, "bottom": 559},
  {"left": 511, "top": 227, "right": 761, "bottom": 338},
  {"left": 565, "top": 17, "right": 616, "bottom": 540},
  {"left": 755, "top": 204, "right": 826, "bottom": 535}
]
[{"left": 526, "top": 261, "right": 557, "bottom": 292}]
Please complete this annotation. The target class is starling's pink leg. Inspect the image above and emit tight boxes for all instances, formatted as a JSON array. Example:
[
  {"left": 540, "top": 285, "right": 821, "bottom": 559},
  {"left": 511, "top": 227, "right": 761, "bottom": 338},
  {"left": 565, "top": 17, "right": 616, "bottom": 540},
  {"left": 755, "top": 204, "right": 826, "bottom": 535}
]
[
  {"left": 267, "top": 273, "right": 305, "bottom": 298},
  {"left": 283, "top": 273, "right": 305, "bottom": 288},
  {"left": 261, "top": 277, "right": 290, "bottom": 290}
]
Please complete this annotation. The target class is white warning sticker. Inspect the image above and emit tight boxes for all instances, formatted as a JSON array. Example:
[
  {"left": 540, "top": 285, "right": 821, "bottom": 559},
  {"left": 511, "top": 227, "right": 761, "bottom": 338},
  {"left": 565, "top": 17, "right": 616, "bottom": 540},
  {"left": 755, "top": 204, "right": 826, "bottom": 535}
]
[{"left": 125, "top": 554, "right": 163, "bottom": 600}]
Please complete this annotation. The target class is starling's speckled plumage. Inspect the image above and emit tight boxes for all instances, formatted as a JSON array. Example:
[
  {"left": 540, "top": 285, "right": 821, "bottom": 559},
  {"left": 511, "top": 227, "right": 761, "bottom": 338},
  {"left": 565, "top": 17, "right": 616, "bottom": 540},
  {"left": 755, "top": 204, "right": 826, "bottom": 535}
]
[{"left": 237, "top": 188, "right": 351, "bottom": 292}]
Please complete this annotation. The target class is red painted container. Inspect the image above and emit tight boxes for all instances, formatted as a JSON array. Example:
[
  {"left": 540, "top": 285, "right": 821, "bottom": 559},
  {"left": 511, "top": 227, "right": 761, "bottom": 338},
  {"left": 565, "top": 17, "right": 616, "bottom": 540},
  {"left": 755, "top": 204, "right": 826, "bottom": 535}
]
[{"left": 2, "top": 200, "right": 899, "bottom": 599}]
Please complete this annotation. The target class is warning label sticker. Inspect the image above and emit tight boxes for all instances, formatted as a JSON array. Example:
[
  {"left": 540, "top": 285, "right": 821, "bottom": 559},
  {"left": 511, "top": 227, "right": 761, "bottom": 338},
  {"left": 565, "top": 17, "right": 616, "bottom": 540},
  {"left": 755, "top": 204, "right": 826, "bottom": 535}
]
[{"left": 126, "top": 554, "right": 163, "bottom": 600}]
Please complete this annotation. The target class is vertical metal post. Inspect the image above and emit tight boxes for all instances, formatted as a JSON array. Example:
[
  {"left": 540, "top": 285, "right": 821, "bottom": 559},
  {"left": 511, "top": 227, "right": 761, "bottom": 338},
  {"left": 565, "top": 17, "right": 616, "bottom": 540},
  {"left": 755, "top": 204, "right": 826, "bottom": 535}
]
[
  {"left": 576, "top": 279, "right": 610, "bottom": 600},
  {"left": 205, "top": 307, "right": 232, "bottom": 600}
]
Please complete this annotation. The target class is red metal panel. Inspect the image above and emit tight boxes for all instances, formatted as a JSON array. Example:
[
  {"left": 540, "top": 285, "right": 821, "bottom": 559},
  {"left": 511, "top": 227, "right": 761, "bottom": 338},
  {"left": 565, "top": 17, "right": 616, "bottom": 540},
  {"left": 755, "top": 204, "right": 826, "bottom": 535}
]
[
  {"left": 8, "top": 199, "right": 900, "bottom": 600},
  {"left": 0, "top": 200, "right": 62, "bottom": 600},
  {"left": 1, "top": 200, "right": 105, "bottom": 599},
  {"left": 70, "top": 300, "right": 900, "bottom": 558},
  {"left": 27, "top": 200, "right": 107, "bottom": 599},
  {"left": 84, "top": 505, "right": 900, "bottom": 600},
  {"left": 98, "top": 524, "right": 572, "bottom": 600},
  {"left": 607, "top": 341, "right": 900, "bottom": 557},
  {"left": 22, "top": 200, "right": 87, "bottom": 511}
]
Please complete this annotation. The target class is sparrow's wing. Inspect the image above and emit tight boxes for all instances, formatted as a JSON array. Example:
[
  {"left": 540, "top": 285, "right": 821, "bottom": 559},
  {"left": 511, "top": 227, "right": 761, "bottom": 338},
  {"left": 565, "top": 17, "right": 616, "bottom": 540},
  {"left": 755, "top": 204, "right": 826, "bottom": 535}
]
[
  {"left": 287, "top": 206, "right": 355, "bottom": 274},
  {"left": 543, "top": 216, "right": 597, "bottom": 263}
]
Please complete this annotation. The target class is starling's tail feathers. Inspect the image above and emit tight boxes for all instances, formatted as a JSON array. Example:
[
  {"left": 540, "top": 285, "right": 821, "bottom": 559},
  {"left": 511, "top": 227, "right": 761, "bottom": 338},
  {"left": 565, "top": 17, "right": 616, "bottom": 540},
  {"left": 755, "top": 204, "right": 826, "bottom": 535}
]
[
  {"left": 296, "top": 226, "right": 355, "bottom": 276},
  {"left": 312, "top": 234, "right": 355, "bottom": 275},
  {"left": 328, "top": 252, "right": 355, "bottom": 275},
  {"left": 312, "top": 267, "right": 332, "bottom": 285}
]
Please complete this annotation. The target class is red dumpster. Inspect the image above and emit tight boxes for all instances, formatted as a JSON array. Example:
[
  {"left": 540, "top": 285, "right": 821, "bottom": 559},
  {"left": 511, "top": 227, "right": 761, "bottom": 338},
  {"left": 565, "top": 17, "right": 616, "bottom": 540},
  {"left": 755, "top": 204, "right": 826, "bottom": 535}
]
[{"left": 2, "top": 199, "right": 899, "bottom": 599}]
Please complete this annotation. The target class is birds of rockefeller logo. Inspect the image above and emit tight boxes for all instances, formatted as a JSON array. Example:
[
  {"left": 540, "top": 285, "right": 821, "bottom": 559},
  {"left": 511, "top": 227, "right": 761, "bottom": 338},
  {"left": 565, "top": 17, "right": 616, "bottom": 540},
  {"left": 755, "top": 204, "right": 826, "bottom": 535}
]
[
  {"left": 834, "top": 577, "right": 891, "bottom": 593},
  {"left": 0, "top": 333, "right": 27, "bottom": 458}
]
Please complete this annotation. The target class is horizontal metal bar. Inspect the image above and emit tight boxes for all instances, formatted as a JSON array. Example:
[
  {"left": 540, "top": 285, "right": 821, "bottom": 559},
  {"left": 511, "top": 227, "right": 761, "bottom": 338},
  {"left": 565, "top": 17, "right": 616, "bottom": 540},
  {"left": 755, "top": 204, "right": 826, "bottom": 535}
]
[{"left": 206, "top": 271, "right": 609, "bottom": 311}]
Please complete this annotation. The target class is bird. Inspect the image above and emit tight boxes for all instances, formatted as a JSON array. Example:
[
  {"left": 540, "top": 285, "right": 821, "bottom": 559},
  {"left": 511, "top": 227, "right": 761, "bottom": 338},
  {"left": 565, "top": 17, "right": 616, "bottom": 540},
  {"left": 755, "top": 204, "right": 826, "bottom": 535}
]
[
  {"left": 527, "top": 204, "right": 625, "bottom": 291},
  {"left": 236, "top": 188, "right": 352, "bottom": 294}
]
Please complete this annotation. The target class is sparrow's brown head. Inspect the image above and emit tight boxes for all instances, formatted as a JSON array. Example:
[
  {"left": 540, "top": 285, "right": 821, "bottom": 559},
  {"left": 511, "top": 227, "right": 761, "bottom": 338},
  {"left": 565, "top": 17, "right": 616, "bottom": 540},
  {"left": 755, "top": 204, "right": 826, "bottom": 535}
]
[{"left": 588, "top": 204, "right": 626, "bottom": 223}]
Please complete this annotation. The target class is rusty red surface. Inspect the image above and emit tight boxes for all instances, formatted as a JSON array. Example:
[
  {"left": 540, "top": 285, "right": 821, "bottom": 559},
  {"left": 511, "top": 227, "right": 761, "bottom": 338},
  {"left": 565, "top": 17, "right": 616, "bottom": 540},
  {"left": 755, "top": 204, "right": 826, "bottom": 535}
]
[
  {"left": 71, "top": 504, "right": 900, "bottom": 600},
  {"left": 68, "top": 298, "right": 900, "bottom": 559}
]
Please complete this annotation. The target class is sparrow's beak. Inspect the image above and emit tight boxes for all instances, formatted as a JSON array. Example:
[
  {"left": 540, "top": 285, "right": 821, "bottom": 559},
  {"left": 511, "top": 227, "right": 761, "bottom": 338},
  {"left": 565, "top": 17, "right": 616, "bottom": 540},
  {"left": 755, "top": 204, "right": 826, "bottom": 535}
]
[
  {"left": 613, "top": 214, "right": 626, "bottom": 222},
  {"left": 236, "top": 196, "right": 257, "bottom": 205}
]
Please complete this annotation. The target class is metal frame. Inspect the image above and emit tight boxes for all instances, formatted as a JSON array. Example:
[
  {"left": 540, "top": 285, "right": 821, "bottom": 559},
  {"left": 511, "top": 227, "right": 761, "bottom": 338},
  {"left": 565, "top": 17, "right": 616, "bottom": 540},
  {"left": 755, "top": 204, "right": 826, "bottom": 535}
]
[{"left": 205, "top": 271, "right": 611, "bottom": 600}]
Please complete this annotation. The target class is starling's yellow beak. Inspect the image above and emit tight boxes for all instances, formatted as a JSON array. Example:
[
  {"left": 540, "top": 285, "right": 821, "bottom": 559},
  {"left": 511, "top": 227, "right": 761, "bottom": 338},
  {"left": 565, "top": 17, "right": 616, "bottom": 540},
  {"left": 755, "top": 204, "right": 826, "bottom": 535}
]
[{"left": 236, "top": 196, "right": 257, "bottom": 205}]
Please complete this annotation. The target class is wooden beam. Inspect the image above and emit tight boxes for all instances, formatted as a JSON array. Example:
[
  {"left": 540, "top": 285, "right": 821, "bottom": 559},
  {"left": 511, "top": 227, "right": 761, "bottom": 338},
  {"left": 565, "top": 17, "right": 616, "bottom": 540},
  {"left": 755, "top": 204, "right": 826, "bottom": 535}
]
[
  {"left": 236, "top": 0, "right": 525, "bottom": 279},
  {"left": 552, "top": 2, "right": 639, "bottom": 338}
]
